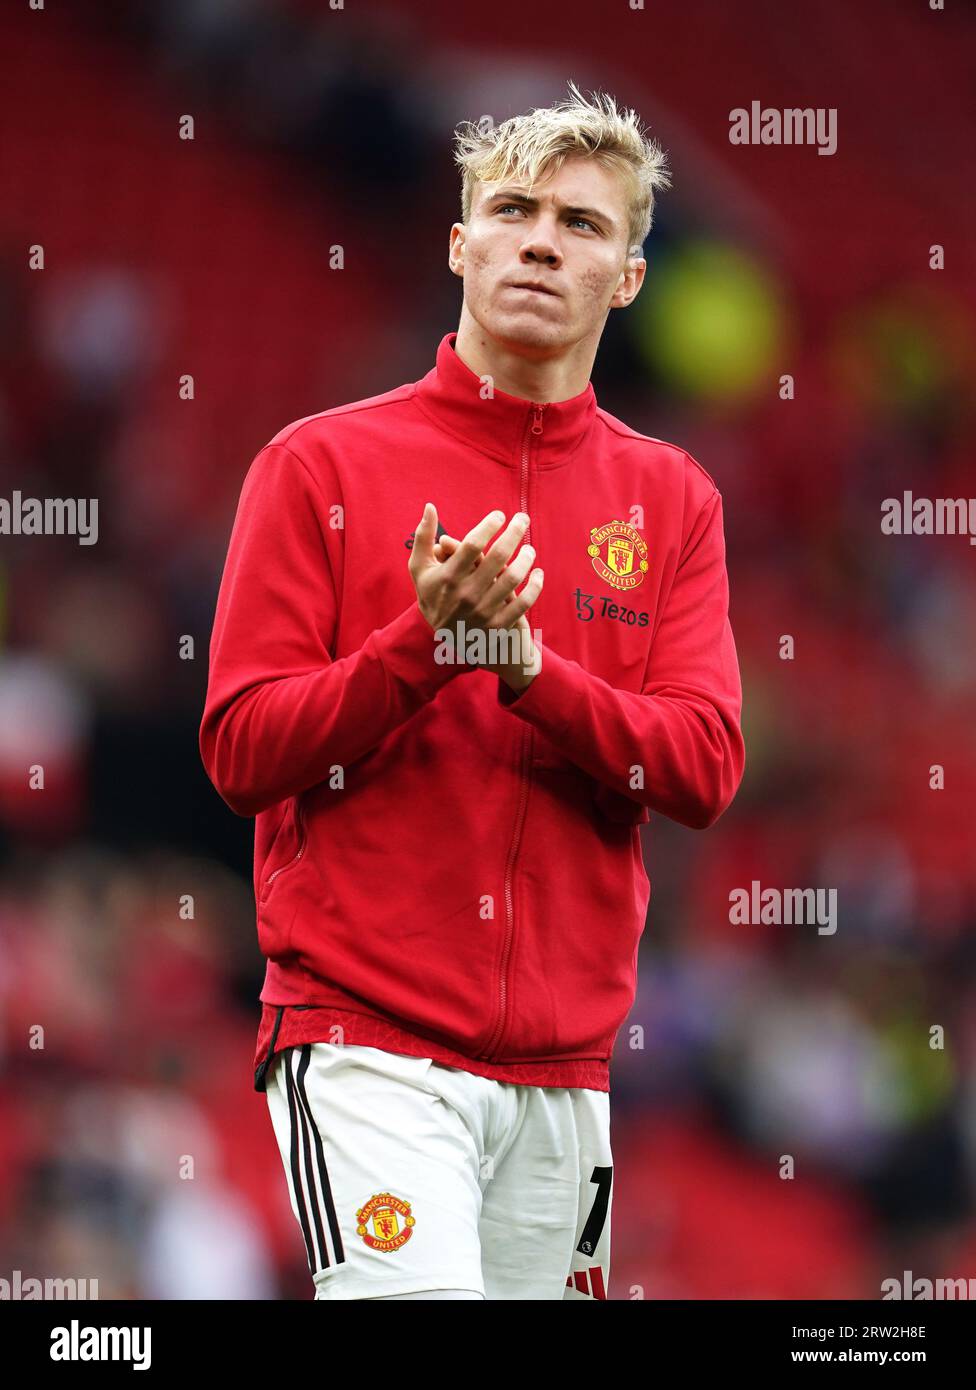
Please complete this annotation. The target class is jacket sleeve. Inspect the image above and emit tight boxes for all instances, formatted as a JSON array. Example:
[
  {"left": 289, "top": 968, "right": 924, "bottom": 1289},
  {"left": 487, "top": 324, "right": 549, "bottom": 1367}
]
[
  {"left": 496, "top": 490, "right": 745, "bottom": 829},
  {"left": 200, "top": 441, "right": 464, "bottom": 817}
]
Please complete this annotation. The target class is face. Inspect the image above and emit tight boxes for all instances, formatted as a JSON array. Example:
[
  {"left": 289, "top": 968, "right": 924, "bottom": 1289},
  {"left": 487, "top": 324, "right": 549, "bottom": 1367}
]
[{"left": 449, "top": 154, "right": 645, "bottom": 356}]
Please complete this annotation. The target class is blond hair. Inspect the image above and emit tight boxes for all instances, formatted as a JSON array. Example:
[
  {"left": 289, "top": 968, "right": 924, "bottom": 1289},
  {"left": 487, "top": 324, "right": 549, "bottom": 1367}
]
[{"left": 453, "top": 80, "right": 670, "bottom": 256}]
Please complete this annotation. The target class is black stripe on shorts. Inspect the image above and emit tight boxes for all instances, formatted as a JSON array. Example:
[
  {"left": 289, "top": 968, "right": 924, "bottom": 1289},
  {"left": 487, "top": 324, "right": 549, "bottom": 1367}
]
[{"left": 283, "top": 1045, "right": 346, "bottom": 1273}]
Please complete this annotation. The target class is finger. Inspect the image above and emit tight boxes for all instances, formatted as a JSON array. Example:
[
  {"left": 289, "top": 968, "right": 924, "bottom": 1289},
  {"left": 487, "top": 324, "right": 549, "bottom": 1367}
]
[
  {"left": 477, "top": 542, "right": 536, "bottom": 613},
  {"left": 504, "top": 542, "right": 536, "bottom": 592},
  {"left": 408, "top": 502, "right": 438, "bottom": 570},
  {"left": 434, "top": 532, "right": 464, "bottom": 562},
  {"left": 460, "top": 512, "right": 532, "bottom": 610},
  {"left": 489, "top": 568, "right": 544, "bottom": 625},
  {"left": 479, "top": 511, "right": 531, "bottom": 584},
  {"left": 442, "top": 509, "right": 511, "bottom": 582}
]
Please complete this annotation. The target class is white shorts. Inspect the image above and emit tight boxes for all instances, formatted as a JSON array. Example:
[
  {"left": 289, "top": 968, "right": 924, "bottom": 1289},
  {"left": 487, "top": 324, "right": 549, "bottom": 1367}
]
[{"left": 264, "top": 1042, "right": 613, "bottom": 1300}]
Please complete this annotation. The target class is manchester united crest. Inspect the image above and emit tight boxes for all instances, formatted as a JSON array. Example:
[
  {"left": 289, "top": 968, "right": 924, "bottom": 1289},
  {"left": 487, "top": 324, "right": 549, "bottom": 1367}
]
[
  {"left": 356, "top": 1192, "right": 416, "bottom": 1252},
  {"left": 587, "top": 520, "right": 648, "bottom": 591}
]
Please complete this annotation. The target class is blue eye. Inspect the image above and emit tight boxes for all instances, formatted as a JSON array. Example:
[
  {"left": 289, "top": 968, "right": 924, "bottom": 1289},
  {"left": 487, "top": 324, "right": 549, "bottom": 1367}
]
[{"left": 495, "top": 206, "right": 599, "bottom": 232}]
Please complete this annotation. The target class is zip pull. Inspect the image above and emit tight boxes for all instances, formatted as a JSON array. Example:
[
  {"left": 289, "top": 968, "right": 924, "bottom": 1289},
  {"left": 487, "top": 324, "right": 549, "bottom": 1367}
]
[{"left": 530, "top": 403, "right": 547, "bottom": 435}]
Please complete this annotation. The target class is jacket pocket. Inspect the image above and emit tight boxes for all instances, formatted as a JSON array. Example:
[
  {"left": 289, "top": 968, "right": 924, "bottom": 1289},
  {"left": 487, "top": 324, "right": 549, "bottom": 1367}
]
[
  {"left": 593, "top": 782, "right": 649, "bottom": 825},
  {"left": 532, "top": 738, "right": 649, "bottom": 824},
  {"left": 260, "top": 796, "right": 307, "bottom": 904},
  {"left": 530, "top": 730, "right": 579, "bottom": 774}
]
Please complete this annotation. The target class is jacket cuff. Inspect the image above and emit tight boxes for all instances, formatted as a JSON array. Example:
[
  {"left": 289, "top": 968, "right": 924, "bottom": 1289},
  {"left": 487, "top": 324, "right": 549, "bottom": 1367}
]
[
  {"left": 376, "top": 602, "right": 469, "bottom": 700},
  {"left": 495, "top": 646, "right": 582, "bottom": 741},
  {"left": 497, "top": 656, "right": 650, "bottom": 824}
]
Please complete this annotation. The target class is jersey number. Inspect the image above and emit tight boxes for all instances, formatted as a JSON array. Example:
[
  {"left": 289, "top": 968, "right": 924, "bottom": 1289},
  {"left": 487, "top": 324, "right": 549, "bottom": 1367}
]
[{"left": 576, "top": 1165, "right": 612, "bottom": 1257}]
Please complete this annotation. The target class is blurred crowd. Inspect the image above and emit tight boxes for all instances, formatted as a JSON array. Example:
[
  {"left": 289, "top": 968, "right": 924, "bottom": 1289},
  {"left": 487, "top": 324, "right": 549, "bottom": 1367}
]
[{"left": 1, "top": 0, "right": 974, "bottom": 1298}]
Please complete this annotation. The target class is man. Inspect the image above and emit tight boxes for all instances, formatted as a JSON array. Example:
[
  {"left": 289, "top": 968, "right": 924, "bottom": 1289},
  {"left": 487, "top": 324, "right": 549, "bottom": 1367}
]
[{"left": 200, "top": 81, "right": 745, "bottom": 1301}]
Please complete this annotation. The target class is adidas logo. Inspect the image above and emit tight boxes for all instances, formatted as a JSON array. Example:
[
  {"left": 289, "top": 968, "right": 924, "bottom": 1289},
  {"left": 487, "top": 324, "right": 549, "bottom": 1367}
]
[{"left": 566, "top": 1265, "right": 607, "bottom": 1299}]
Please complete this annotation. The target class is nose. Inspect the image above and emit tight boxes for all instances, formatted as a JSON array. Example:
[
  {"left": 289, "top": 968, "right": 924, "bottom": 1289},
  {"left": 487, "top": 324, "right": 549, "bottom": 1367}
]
[{"left": 518, "top": 219, "right": 562, "bottom": 269}]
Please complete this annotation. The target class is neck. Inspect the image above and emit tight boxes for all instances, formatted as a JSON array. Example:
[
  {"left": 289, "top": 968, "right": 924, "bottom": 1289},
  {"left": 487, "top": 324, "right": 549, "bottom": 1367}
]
[{"left": 452, "top": 303, "right": 598, "bottom": 403}]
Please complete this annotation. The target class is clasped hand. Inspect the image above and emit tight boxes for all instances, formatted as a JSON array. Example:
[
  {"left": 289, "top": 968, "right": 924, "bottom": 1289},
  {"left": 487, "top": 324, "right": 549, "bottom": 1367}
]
[{"left": 408, "top": 504, "right": 543, "bottom": 692}]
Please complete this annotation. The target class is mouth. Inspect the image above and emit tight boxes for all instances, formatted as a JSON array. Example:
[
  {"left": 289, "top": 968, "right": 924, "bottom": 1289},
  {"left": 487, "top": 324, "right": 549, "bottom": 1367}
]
[{"left": 505, "top": 281, "right": 559, "bottom": 297}]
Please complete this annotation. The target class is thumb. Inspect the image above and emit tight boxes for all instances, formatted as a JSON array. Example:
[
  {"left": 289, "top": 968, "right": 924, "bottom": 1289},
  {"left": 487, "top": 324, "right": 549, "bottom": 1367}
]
[{"left": 409, "top": 502, "right": 438, "bottom": 568}]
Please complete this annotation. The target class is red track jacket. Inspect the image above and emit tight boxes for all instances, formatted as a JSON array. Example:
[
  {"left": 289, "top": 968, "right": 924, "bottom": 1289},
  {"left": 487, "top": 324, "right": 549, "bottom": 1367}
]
[{"left": 200, "top": 331, "right": 745, "bottom": 1092}]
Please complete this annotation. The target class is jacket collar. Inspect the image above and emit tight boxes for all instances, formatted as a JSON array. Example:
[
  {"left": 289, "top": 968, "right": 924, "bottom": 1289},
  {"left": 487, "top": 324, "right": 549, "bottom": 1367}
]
[{"left": 414, "top": 331, "right": 597, "bottom": 469}]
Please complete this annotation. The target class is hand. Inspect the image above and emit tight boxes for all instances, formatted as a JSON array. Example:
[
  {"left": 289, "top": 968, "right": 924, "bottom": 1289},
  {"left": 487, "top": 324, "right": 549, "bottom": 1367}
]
[
  {"left": 409, "top": 506, "right": 544, "bottom": 660},
  {"left": 431, "top": 529, "right": 541, "bottom": 691}
]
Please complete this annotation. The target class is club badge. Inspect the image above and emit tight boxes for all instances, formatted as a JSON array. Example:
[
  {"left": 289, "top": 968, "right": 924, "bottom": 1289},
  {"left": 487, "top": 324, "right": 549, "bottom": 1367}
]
[
  {"left": 356, "top": 1192, "right": 416, "bottom": 1252},
  {"left": 587, "top": 520, "right": 648, "bottom": 590}
]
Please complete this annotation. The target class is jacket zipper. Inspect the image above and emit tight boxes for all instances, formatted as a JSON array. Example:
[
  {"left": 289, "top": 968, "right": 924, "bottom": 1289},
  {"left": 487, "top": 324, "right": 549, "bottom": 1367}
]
[
  {"left": 481, "top": 401, "right": 546, "bottom": 1060},
  {"left": 264, "top": 799, "right": 306, "bottom": 890}
]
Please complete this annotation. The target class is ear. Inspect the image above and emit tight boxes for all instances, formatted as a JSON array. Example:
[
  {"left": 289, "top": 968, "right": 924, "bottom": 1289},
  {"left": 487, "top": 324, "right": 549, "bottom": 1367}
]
[
  {"left": 449, "top": 223, "right": 466, "bottom": 279},
  {"left": 610, "top": 251, "right": 646, "bottom": 310}
]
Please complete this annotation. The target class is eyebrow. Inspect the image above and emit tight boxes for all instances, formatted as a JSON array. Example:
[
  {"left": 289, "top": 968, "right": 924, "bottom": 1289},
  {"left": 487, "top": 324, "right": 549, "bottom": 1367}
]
[{"left": 486, "top": 189, "right": 616, "bottom": 233}]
